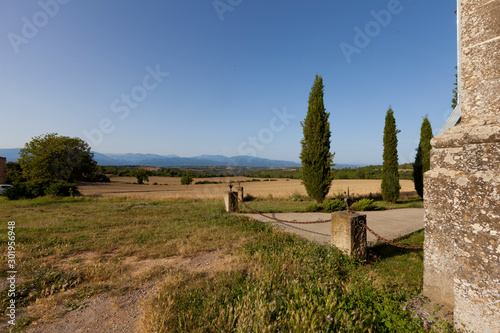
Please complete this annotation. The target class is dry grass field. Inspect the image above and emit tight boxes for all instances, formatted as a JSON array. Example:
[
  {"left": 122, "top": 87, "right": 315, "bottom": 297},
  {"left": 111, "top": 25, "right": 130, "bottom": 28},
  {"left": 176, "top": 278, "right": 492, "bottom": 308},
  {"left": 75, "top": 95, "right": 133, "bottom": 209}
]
[{"left": 78, "top": 176, "right": 417, "bottom": 201}]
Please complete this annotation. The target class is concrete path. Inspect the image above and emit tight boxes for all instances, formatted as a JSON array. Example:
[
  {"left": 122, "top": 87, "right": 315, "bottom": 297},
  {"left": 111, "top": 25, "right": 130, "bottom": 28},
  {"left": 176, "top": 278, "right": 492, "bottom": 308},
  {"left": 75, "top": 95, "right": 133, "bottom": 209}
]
[{"left": 241, "top": 208, "right": 424, "bottom": 245}]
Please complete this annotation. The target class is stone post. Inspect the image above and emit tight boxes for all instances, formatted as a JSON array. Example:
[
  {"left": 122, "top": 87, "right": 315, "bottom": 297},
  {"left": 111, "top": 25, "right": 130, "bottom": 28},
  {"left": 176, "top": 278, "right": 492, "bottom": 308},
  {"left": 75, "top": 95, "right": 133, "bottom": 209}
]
[
  {"left": 0, "top": 157, "right": 6, "bottom": 184},
  {"left": 224, "top": 191, "right": 239, "bottom": 213},
  {"left": 331, "top": 211, "right": 367, "bottom": 260},
  {"left": 423, "top": 1, "right": 500, "bottom": 331},
  {"left": 238, "top": 187, "right": 244, "bottom": 202}
]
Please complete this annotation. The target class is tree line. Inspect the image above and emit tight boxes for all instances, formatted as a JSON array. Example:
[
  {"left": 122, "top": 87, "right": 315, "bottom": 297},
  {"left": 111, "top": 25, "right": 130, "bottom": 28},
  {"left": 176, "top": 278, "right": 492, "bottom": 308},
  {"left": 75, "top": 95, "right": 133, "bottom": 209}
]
[
  {"left": 3, "top": 71, "right": 443, "bottom": 201},
  {"left": 299, "top": 75, "right": 434, "bottom": 203}
]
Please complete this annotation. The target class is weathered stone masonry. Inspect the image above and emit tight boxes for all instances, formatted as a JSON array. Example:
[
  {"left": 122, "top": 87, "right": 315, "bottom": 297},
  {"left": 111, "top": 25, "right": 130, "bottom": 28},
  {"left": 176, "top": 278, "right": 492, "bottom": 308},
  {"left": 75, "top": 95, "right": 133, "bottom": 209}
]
[
  {"left": 0, "top": 157, "right": 6, "bottom": 184},
  {"left": 423, "top": 1, "right": 500, "bottom": 332}
]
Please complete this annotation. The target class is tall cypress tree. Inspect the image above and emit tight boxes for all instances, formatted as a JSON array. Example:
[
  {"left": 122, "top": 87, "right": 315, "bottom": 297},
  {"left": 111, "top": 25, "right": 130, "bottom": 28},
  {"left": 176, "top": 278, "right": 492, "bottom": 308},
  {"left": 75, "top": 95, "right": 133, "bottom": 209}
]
[
  {"left": 451, "top": 66, "right": 458, "bottom": 109},
  {"left": 381, "top": 107, "right": 400, "bottom": 203},
  {"left": 413, "top": 116, "right": 433, "bottom": 198},
  {"left": 300, "top": 74, "right": 334, "bottom": 203},
  {"left": 413, "top": 145, "right": 423, "bottom": 198}
]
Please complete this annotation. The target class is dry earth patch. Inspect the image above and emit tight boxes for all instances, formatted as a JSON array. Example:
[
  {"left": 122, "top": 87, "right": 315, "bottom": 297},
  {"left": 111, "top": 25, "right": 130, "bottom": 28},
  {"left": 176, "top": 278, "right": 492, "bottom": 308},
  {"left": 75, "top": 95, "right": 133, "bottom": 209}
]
[{"left": 20, "top": 250, "right": 235, "bottom": 333}]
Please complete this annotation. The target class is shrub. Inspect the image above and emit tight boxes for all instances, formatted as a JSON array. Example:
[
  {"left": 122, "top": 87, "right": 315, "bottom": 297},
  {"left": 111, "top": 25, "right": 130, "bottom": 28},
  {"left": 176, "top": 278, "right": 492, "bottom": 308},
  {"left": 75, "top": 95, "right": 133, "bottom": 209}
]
[
  {"left": 305, "top": 203, "right": 322, "bottom": 212},
  {"left": 324, "top": 198, "right": 346, "bottom": 212},
  {"left": 44, "top": 181, "right": 80, "bottom": 197},
  {"left": 290, "top": 191, "right": 307, "bottom": 201},
  {"left": 4, "top": 184, "right": 34, "bottom": 200},
  {"left": 4, "top": 180, "right": 79, "bottom": 200},
  {"left": 87, "top": 172, "right": 110, "bottom": 182},
  {"left": 351, "top": 198, "right": 378, "bottom": 211},
  {"left": 243, "top": 194, "right": 256, "bottom": 201}
]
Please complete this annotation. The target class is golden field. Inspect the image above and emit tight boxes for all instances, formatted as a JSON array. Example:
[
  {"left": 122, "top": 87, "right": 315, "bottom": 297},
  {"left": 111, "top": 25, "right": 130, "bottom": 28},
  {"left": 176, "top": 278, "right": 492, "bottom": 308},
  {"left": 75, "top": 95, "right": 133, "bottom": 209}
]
[{"left": 78, "top": 176, "right": 417, "bottom": 200}]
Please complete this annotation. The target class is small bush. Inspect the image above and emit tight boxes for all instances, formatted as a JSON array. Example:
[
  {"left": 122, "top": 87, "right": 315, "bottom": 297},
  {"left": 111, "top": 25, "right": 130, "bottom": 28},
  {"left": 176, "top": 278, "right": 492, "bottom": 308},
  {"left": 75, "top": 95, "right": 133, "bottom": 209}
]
[
  {"left": 351, "top": 198, "right": 378, "bottom": 211},
  {"left": 243, "top": 194, "right": 256, "bottom": 201},
  {"left": 4, "top": 184, "right": 34, "bottom": 200},
  {"left": 88, "top": 172, "right": 110, "bottom": 182},
  {"left": 45, "top": 181, "right": 80, "bottom": 197},
  {"left": 324, "top": 198, "right": 346, "bottom": 212},
  {"left": 4, "top": 180, "right": 79, "bottom": 200},
  {"left": 4, "top": 181, "right": 46, "bottom": 200},
  {"left": 305, "top": 203, "right": 322, "bottom": 212},
  {"left": 290, "top": 191, "right": 307, "bottom": 201}
]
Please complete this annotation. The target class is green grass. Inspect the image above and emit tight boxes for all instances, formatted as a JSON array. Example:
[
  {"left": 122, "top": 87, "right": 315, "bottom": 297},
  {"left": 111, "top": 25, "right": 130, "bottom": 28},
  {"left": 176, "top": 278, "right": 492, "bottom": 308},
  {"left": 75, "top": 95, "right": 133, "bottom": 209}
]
[
  {"left": 237, "top": 196, "right": 423, "bottom": 213},
  {"left": 143, "top": 229, "right": 427, "bottom": 332},
  {"left": 375, "top": 196, "right": 424, "bottom": 210},
  {"left": 0, "top": 196, "right": 429, "bottom": 332},
  {"left": 238, "top": 199, "right": 314, "bottom": 213}
]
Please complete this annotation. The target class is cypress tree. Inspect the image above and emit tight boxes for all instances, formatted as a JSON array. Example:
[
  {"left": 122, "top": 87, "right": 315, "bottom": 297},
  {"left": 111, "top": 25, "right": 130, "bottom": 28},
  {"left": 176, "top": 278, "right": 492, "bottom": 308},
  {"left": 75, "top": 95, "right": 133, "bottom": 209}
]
[
  {"left": 413, "top": 145, "right": 423, "bottom": 198},
  {"left": 300, "top": 74, "right": 334, "bottom": 203},
  {"left": 381, "top": 107, "right": 400, "bottom": 203},
  {"left": 413, "top": 116, "right": 433, "bottom": 197},
  {"left": 451, "top": 66, "right": 458, "bottom": 109}
]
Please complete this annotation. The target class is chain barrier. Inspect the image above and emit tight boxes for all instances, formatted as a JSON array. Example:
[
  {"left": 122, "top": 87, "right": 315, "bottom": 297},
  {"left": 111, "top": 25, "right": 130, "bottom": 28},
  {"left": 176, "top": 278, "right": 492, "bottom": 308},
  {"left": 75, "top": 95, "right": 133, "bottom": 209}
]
[
  {"left": 357, "top": 219, "right": 424, "bottom": 249},
  {"left": 231, "top": 192, "right": 424, "bottom": 250},
  {"left": 232, "top": 192, "right": 330, "bottom": 225}
]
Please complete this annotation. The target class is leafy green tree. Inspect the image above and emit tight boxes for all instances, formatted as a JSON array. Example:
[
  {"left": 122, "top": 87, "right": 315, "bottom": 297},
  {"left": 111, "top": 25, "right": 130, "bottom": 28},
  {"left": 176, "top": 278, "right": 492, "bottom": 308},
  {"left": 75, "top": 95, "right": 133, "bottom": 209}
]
[
  {"left": 132, "top": 169, "right": 149, "bottom": 184},
  {"left": 5, "top": 162, "right": 25, "bottom": 184},
  {"left": 413, "top": 116, "right": 433, "bottom": 198},
  {"left": 300, "top": 74, "right": 334, "bottom": 203},
  {"left": 381, "top": 107, "right": 401, "bottom": 203},
  {"left": 181, "top": 171, "right": 193, "bottom": 188},
  {"left": 19, "top": 133, "right": 96, "bottom": 182}
]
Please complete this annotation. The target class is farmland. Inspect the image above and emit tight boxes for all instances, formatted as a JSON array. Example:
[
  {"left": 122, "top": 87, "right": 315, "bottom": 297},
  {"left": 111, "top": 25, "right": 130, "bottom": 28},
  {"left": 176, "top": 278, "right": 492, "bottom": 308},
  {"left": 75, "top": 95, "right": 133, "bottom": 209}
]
[
  {"left": 79, "top": 176, "right": 417, "bottom": 201},
  {"left": 0, "top": 196, "right": 427, "bottom": 332}
]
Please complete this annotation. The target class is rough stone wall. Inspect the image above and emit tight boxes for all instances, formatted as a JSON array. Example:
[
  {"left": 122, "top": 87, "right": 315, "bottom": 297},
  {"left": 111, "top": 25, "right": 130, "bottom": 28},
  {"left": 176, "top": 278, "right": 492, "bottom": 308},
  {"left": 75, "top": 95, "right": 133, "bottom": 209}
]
[
  {"left": 0, "top": 157, "right": 6, "bottom": 184},
  {"left": 423, "top": 1, "right": 500, "bottom": 332}
]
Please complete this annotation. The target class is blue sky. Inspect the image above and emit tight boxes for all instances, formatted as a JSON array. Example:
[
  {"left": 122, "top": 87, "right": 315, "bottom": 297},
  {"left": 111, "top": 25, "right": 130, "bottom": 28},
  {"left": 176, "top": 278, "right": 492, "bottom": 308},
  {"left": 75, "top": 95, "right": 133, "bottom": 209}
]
[{"left": 0, "top": 0, "right": 457, "bottom": 165}]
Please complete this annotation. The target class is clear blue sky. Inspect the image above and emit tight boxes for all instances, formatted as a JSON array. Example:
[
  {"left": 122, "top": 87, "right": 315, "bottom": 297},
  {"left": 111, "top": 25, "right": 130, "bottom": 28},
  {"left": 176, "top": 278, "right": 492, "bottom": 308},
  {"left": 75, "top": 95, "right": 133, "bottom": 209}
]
[{"left": 1, "top": 0, "right": 457, "bottom": 165}]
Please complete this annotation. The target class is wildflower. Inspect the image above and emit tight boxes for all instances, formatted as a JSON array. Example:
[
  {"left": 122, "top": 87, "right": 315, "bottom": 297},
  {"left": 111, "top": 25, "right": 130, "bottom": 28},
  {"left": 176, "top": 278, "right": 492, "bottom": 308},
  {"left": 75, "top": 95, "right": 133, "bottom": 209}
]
[{"left": 327, "top": 315, "right": 333, "bottom": 322}]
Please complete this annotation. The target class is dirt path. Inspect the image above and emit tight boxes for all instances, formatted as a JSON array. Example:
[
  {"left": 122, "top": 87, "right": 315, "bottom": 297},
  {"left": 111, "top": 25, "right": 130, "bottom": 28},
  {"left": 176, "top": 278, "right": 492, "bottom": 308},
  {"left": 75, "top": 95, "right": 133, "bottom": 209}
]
[
  {"left": 16, "top": 251, "right": 233, "bottom": 333},
  {"left": 26, "top": 286, "right": 152, "bottom": 333}
]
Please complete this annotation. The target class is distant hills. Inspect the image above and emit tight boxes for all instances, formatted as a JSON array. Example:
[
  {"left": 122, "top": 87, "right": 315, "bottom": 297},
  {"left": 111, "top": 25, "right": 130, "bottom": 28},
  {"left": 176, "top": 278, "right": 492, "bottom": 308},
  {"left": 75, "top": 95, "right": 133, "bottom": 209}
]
[
  {"left": 0, "top": 149, "right": 300, "bottom": 168},
  {"left": 0, "top": 148, "right": 361, "bottom": 169},
  {"left": 92, "top": 152, "right": 302, "bottom": 168}
]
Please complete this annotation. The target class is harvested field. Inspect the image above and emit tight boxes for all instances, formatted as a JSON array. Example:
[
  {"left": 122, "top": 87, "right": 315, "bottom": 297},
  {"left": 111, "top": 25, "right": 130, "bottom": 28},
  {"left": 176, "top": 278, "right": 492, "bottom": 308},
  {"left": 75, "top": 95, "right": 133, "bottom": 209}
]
[{"left": 79, "top": 177, "right": 416, "bottom": 200}]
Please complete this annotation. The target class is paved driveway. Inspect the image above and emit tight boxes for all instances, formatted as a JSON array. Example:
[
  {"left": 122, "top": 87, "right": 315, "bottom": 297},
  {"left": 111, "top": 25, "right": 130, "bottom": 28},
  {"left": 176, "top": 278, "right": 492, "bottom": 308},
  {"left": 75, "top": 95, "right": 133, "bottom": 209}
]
[{"left": 241, "top": 208, "right": 424, "bottom": 245}]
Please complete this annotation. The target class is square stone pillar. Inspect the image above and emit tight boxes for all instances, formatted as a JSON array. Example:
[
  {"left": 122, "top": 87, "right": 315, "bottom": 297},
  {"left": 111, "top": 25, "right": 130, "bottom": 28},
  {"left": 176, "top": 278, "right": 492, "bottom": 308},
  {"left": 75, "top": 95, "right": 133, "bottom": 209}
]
[
  {"left": 423, "top": 1, "right": 500, "bottom": 331},
  {"left": 224, "top": 191, "right": 239, "bottom": 213},
  {"left": 331, "top": 211, "right": 367, "bottom": 260}
]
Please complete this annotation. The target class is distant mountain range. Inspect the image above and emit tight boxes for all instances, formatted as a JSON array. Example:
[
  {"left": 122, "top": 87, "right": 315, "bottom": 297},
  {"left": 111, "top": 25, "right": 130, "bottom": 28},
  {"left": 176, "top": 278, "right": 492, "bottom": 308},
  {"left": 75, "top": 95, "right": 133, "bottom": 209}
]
[
  {"left": 0, "top": 148, "right": 360, "bottom": 169},
  {"left": 0, "top": 148, "right": 300, "bottom": 168}
]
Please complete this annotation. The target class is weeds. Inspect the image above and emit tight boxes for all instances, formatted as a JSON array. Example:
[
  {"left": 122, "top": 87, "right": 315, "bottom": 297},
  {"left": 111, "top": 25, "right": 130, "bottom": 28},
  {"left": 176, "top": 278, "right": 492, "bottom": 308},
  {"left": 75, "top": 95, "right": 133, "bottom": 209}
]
[
  {"left": 142, "top": 225, "right": 426, "bottom": 332},
  {"left": 1, "top": 196, "right": 427, "bottom": 332}
]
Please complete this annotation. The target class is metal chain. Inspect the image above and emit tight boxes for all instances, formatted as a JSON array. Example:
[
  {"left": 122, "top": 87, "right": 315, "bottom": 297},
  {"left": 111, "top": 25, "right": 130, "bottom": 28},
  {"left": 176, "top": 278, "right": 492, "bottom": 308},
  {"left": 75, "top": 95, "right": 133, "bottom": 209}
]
[
  {"left": 356, "top": 218, "right": 424, "bottom": 250},
  {"left": 232, "top": 192, "right": 331, "bottom": 225},
  {"left": 275, "top": 220, "right": 330, "bottom": 238},
  {"left": 231, "top": 192, "right": 423, "bottom": 250}
]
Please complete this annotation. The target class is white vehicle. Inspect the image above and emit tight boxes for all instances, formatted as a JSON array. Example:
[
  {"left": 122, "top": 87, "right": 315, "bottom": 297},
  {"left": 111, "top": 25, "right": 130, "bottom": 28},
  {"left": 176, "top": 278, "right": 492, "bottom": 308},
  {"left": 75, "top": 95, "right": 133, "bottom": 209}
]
[{"left": 0, "top": 184, "right": 13, "bottom": 194}]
